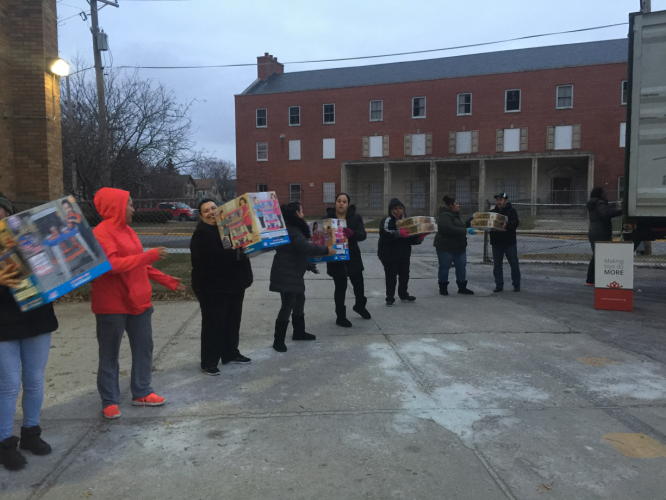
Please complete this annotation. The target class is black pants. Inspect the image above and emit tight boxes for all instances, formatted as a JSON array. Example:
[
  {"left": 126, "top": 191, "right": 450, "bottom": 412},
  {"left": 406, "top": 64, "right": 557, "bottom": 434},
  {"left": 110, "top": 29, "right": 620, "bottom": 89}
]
[
  {"left": 197, "top": 291, "right": 245, "bottom": 367},
  {"left": 332, "top": 271, "right": 366, "bottom": 308},
  {"left": 381, "top": 260, "right": 410, "bottom": 299},
  {"left": 277, "top": 292, "right": 305, "bottom": 322},
  {"left": 587, "top": 239, "right": 598, "bottom": 284}
]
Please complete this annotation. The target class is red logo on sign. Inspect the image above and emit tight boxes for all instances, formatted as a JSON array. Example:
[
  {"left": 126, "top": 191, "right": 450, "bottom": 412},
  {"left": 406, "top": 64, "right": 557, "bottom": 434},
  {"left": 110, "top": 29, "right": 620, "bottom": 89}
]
[{"left": 607, "top": 281, "right": 623, "bottom": 289}]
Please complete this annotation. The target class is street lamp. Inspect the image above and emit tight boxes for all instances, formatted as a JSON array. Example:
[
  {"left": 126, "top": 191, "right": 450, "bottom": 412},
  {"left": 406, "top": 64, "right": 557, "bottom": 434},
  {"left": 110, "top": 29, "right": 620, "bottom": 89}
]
[{"left": 49, "top": 58, "right": 70, "bottom": 77}]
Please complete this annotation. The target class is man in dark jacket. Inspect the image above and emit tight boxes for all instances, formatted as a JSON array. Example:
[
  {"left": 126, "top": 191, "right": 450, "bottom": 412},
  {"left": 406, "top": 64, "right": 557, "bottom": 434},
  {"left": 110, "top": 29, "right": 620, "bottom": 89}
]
[
  {"left": 377, "top": 198, "right": 424, "bottom": 306},
  {"left": 490, "top": 192, "right": 521, "bottom": 292},
  {"left": 586, "top": 187, "right": 622, "bottom": 285}
]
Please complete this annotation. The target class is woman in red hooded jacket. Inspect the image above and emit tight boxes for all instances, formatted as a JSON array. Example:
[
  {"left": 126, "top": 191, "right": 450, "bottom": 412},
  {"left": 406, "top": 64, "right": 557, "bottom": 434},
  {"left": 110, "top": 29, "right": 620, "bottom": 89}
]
[{"left": 91, "top": 188, "right": 185, "bottom": 419}]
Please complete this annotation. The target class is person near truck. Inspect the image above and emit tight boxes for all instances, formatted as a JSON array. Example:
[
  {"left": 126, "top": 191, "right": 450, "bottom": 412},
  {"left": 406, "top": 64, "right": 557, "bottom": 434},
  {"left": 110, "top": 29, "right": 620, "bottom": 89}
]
[
  {"left": 91, "top": 188, "right": 185, "bottom": 420},
  {"left": 490, "top": 192, "right": 521, "bottom": 292},
  {"left": 0, "top": 194, "right": 57, "bottom": 472},
  {"left": 586, "top": 187, "right": 622, "bottom": 285}
]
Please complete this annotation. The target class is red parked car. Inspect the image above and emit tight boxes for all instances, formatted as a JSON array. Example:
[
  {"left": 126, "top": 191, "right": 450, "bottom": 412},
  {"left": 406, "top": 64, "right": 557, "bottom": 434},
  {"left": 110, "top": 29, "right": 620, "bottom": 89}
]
[{"left": 138, "top": 202, "right": 198, "bottom": 222}]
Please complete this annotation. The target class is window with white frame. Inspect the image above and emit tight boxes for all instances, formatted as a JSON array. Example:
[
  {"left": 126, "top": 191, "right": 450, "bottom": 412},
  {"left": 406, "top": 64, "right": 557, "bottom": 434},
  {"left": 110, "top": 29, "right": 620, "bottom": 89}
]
[
  {"left": 369, "top": 136, "right": 383, "bottom": 157},
  {"left": 289, "top": 183, "right": 301, "bottom": 202},
  {"left": 256, "top": 108, "right": 267, "bottom": 128},
  {"left": 370, "top": 100, "right": 383, "bottom": 121},
  {"left": 289, "top": 140, "right": 301, "bottom": 160},
  {"left": 621, "top": 80, "right": 628, "bottom": 105},
  {"left": 256, "top": 142, "right": 268, "bottom": 161},
  {"left": 554, "top": 125, "right": 573, "bottom": 150},
  {"left": 457, "top": 93, "right": 472, "bottom": 115},
  {"left": 289, "top": 106, "right": 300, "bottom": 126},
  {"left": 505, "top": 89, "right": 521, "bottom": 112},
  {"left": 323, "top": 138, "right": 335, "bottom": 159},
  {"left": 323, "top": 182, "right": 336, "bottom": 203},
  {"left": 323, "top": 104, "right": 335, "bottom": 124},
  {"left": 456, "top": 131, "right": 472, "bottom": 154},
  {"left": 412, "top": 97, "right": 426, "bottom": 118},
  {"left": 503, "top": 128, "right": 521, "bottom": 152},
  {"left": 556, "top": 85, "right": 573, "bottom": 109},
  {"left": 411, "top": 134, "right": 426, "bottom": 155},
  {"left": 620, "top": 122, "right": 626, "bottom": 148},
  {"left": 256, "top": 184, "right": 268, "bottom": 192}
]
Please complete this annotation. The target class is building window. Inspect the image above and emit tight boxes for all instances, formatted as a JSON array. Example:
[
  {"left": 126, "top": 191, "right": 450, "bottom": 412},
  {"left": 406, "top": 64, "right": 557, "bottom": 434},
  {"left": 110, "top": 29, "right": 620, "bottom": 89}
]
[
  {"left": 289, "top": 106, "right": 300, "bottom": 126},
  {"left": 323, "top": 182, "right": 336, "bottom": 203},
  {"left": 502, "top": 179, "right": 519, "bottom": 201},
  {"left": 457, "top": 93, "right": 472, "bottom": 115},
  {"left": 412, "top": 97, "right": 426, "bottom": 118},
  {"left": 289, "top": 140, "right": 301, "bottom": 160},
  {"left": 370, "top": 182, "right": 383, "bottom": 208},
  {"left": 456, "top": 131, "right": 472, "bottom": 154},
  {"left": 621, "top": 80, "right": 628, "bottom": 105},
  {"left": 503, "top": 128, "right": 521, "bottom": 152},
  {"left": 370, "top": 100, "right": 383, "bottom": 121},
  {"left": 289, "top": 183, "right": 301, "bottom": 202},
  {"left": 411, "top": 181, "right": 426, "bottom": 209},
  {"left": 556, "top": 85, "right": 573, "bottom": 109},
  {"left": 618, "top": 176, "right": 625, "bottom": 200},
  {"left": 620, "top": 122, "right": 626, "bottom": 148},
  {"left": 369, "top": 136, "right": 383, "bottom": 157},
  {"left": 411, "top": 134, "right": 426, "bottom": 156},
  {"left": 323, "top": 138, "right": 335, "bottom": 159},
  {"left": 554, "top": 125, "right": 573, "bottom": 150},
  {"left": 323, "top": 104, "right": 335, "bottom": 124},
  {"left": 256, "top": 108, "right": 267, "bottom": 128},
  {"left": 256, "top": 142, "right": 268, "bottom": 161},
  {"left": 505, "top": 89, "right": 521, "bottom": 112},
  {"left": 256, "top": 184, "right": 268, "bottom": 192}
]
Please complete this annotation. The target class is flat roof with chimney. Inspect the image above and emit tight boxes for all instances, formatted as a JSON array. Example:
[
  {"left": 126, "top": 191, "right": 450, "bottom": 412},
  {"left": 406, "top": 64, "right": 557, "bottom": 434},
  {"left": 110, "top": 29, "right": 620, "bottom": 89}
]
[{"left": 241, "top": 38, "right": 627, "bottom": 96}]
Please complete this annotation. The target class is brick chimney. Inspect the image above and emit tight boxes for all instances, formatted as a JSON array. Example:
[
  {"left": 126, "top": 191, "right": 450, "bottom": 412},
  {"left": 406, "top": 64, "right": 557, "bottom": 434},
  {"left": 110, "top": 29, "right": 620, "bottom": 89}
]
[{"left": 257, "top": 53, "right": 284, "bottom": 80}]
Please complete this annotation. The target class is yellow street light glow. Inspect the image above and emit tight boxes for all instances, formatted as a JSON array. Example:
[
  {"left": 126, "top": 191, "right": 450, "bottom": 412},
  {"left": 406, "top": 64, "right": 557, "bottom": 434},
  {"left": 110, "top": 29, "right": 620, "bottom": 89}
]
[{"left": 50, "top": 59, "right": 70, "bottom": 77}]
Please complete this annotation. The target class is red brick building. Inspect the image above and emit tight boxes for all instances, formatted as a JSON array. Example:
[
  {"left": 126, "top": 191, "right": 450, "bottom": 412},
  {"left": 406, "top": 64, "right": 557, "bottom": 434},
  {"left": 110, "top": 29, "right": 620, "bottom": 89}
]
[{"left": 235, "top": 40, "right": 628, "bottom": 216}]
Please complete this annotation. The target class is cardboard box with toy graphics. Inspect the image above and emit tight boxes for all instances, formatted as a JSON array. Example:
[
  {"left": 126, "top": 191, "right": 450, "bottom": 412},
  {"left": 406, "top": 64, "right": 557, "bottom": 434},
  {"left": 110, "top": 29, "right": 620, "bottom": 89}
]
[
  {"left": 471, "top": 212, "right": 508, "bottom": 231},
  {"left": 308, "top": 218, "right": 349, "bottom": 263},
  {"left": 396, "top": 216, "right": 438, "bottom": 236},
  {"left": 0, "top": 196, "right": 111, "bottom": 311}
]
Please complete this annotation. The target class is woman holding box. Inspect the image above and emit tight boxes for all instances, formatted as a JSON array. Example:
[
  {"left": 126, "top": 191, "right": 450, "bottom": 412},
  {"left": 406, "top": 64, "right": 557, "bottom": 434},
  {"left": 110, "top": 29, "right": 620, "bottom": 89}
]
[
  {"left": 0, "top": 194, "right": 57, "bottom": 471},
  {"left": 270, "top": 202, "right": 335, "bottom": 352},
  {"left": 325, "top": 193, "right": 370, "bottom": 327},
  {"left": 190, "top": 198, "right": 253, "bottom": 375},
  {"left": 433, "top": 196, "right": 477, "bottom": 296}
]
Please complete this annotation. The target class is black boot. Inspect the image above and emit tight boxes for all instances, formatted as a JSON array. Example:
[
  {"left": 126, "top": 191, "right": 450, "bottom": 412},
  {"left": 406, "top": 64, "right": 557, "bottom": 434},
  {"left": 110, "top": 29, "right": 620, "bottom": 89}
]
[
  {"left": 352, "top": 297, "right": 372, "bottom": 320},
  {"left": 273, "top": 320, "right": 289, "bottom": 352},
  {"left": 438, "top": 281, "right": 449, "bottom": 296},
  {"left": 292, "top": 315, "right": 316, "bottom": 340},
  {"left": 0, "top": 436, "right": 27, "bottom": 471},
  {"left": 335, "top": 306, "right": 352, "bottom": 328},
  {"left": 457, "top": 281, "right": 474, "bottom": 295},
  {"left": 20, "top": 425, "right": 52, "bottom": 456}
]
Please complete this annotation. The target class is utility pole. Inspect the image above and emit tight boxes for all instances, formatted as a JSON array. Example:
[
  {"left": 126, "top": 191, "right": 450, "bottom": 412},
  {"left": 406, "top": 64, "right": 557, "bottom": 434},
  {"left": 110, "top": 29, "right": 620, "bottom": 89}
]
[
  {"left": 640, "top": 0, "right": 651, "bottom": 13},
  {"left": 88, "top": 0, "right": 118, "bottom": 187}
]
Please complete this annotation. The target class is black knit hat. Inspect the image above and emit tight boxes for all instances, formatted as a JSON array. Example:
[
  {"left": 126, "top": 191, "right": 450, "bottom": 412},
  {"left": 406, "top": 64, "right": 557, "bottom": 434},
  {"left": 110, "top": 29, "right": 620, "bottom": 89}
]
[{"left": 0, "top": 194, "right": 14, "bottom": 216}]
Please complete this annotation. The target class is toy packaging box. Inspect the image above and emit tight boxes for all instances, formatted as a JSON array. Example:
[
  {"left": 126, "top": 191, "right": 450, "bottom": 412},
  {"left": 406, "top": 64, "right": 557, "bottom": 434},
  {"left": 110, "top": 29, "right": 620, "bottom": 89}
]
[
  {"left": 471, "top": 212, "right": 508, "bottom": 231},
  {"left": 308, "top": 218, "right": 350, "bottom": 263},
  {"left": 0, "top": 196, "right": 111, "bottom": 312},
  {"left": 215, "top": 191, "right": 290, "bottom": 257},
  {"left": 396, "top": 216, "right": 438, "bottom": 236}
]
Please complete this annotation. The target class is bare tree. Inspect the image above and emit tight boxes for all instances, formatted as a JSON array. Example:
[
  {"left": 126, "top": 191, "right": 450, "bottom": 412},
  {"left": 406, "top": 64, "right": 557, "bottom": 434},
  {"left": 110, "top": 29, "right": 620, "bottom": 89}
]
[{"left": 188, "top": 158, "right": 237, "bottom": 201}]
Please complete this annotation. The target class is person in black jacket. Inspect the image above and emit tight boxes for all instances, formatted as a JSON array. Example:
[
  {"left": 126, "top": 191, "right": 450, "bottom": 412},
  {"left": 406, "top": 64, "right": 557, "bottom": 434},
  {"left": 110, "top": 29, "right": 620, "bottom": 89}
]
[
  {"left": 270, "top": 202, "right": 335, "bottom": 352},
  {"left": 586, "top": 187, "right": 622, "bottom": 285},
  {"left": 325, "top": 193, "right": 370, "bottom": 327},
  {"left": 490, "top": 192, "right": 521, "bottom": 292},
  {"left": 0, "top": 194, "right": 57, "bottom": 472},
  {"left": 190, "top": 198, "right": 254, "bottom": 374},
  {"left": 377, "top": 198, "right": 425, "bottom": 306}
]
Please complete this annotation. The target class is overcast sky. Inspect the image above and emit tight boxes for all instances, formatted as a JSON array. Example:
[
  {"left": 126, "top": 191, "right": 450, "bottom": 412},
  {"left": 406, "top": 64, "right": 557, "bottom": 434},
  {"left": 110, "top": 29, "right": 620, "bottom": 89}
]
[{"left": 56, "top": 0, "right": 666, "bottom": 165}]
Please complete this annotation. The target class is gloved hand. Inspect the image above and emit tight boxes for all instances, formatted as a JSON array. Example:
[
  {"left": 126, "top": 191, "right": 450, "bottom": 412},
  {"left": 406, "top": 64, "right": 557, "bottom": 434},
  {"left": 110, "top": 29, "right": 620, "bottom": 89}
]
[
  {"left": 399, "top": 228, "right": 410, "bottom": 238},
  {"left": 342, "top": 227, "right": 354, "bottom": 238},
  {"left": 467, "top": 228, "right": 478, "bottom": 235},
  {"left": 418, "top": 233, "right": 428, "bottom": 241}
]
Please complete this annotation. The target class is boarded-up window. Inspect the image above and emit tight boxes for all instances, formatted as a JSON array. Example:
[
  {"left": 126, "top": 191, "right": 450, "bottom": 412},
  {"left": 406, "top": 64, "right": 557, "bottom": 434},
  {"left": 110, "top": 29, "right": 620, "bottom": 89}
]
[
  {"left": 620, "top": 122, "right": 626, "bottom": 148},
  {"left": 369, "top": 136, "right": 383, "bottom": 157},
  {"left": 323, "top": 182, "right": 336, "bottom": 203},
  {"left": 503, "top": 128, "right": 521, "bottom": 152},
  {"left": 323, "top": 138, "right": 335, "bottom": 159},
  {"left": 456, "top": 131, "right": 472, "bottom": 154},
  {"left": 412, "top": 134, "right": 426, "bottom": 155},
  {"left": 554, "top": 126, "right": 573, "bottom": 150},
  {"left": 289, "top": 140, "right": 301, "bottom": 160}
]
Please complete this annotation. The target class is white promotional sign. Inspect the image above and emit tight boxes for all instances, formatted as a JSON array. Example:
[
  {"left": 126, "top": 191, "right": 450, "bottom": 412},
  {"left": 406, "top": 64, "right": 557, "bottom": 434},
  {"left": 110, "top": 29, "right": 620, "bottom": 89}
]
[{"left": 594, "top": 242, "right": 634, "bottom": 290}]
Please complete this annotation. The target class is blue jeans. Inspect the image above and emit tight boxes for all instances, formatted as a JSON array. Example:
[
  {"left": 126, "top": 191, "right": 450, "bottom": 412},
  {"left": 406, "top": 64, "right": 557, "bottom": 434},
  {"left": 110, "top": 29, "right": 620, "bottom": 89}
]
[
  {"left": 0, "top": 333, "right": 52, "bottom": 441},
  {"left": 436, "top": 249, "right": 466, "bottom": 283},
  {"left": 492, "top": 244, "right": 521, "bottom": 289}
]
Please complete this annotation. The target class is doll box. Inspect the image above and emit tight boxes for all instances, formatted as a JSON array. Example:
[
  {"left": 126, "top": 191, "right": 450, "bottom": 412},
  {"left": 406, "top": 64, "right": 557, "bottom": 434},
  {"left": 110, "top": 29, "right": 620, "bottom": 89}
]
[
  {"left": 0, "top": 196, "right": 111, "bottom": 312},
  {"left": 308, "top": 218, "right": 350, "bottom": 263},
  {"left": 215, "top": 191, "right": 290, "bottom": 257},
  {"left": 396, "top": 216, "right": 436, "bottom": 228}
]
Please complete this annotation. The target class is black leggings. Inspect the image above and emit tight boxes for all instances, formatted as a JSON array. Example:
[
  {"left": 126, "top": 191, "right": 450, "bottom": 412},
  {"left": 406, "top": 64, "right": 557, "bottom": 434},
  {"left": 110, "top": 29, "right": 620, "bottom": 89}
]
[
  {"left": 332, "top": 272, "right": 366, "bottom": 308},
  {"left": 381, "top": 260, "right": 410, "bottom": 299},
  {"left": 277, "top": 292, "right": 305, "bottom": 322},
  {"left": 197, "top": 291, "right": 245, "bottom": 367}
]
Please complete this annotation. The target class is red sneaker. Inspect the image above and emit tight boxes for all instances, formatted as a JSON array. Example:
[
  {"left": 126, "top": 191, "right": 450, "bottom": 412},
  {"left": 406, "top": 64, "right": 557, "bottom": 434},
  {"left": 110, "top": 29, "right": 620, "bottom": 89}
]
[
  {"left": 103, "top": 405, "right": 121, "bottom": 419},
  {"left": 132, "top": 393, "right": 166, "bottom": 407}
]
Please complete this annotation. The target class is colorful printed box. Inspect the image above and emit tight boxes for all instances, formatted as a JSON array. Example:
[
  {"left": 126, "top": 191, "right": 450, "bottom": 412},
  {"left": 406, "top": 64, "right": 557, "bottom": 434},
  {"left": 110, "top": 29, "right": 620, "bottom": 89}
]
[
  {"left": 0, "top": 196, "right": 111, "bottom": 311},
  {"left": 308, "top": 218, "right": 350, "bottom": 263},
  {"left": 215, "top": 191, "right": 290, "bottom": 257},
  {"left": 396, "top": 216, "right": 437, "bottom": 228},
  {"left": 471, "top": 212, "right": 508, "bottom": 231}
]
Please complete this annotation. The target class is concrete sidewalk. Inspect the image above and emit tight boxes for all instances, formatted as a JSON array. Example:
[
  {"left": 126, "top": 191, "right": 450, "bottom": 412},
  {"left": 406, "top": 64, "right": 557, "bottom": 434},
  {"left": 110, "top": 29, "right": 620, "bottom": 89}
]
[{"left": 3, "top": 254, "right": 666, "bottom": 500}]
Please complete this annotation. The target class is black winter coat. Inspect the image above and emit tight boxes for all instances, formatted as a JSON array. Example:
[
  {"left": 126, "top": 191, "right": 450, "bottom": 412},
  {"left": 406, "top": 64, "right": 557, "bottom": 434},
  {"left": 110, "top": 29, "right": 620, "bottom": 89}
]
[
  {"left": 0, "top": 286, "right": 58, "bottom": 343},
  {"left": 377, "top": 198, "right": 422, "bottom": 262},
  {"left": 269, "top": 214, "right": 329, "bottom": 294},
  {"left": 587, "top": 197, "right": 622, "bottom": 241},
  {"left": 489, "top": 202, "right": 520, "bottom": 246},
  {"left": 433, "top": 206, "right": 471, "bottom": 254},
  {"left": 325, "top": 205, "right": 366, "bottom": 278},
  {"left": 190, "top": 221, "right": 253, "bottom": 296}
]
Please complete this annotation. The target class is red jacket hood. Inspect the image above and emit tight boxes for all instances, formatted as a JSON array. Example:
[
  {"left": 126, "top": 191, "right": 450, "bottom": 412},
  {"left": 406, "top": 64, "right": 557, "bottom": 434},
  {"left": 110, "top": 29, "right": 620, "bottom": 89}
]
[{"left": 94, "top": 188, "right": 129, "bottom": 227}]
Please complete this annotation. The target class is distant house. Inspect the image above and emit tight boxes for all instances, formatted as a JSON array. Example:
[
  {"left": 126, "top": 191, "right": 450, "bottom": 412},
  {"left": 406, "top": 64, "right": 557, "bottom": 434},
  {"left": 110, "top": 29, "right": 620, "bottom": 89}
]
[
  {"left": 193, "top": 178, "right": 218, "bottom": 200},
  {"left": 145, "top": 173, "right": 197, "bottom": 203}
]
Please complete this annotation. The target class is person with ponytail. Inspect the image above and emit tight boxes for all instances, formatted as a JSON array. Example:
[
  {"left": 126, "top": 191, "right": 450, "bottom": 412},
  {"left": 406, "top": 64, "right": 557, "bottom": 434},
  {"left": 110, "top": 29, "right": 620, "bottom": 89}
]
[{"left": 269, "top": 202, "right": 336, "bottom": 352}]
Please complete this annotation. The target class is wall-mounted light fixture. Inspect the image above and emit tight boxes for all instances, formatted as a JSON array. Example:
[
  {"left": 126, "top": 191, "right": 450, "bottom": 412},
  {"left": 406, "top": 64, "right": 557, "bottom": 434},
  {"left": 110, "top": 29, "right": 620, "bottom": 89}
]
[{"left": 49, "top": 58, "right": 70, "bottom": 77}]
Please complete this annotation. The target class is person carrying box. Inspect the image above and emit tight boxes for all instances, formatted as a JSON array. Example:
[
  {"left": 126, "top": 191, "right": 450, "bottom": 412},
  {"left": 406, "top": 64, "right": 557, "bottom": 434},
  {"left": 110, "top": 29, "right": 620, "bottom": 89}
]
[{"left": 490, "top": 192, "right": 521, "bottom": 292}]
